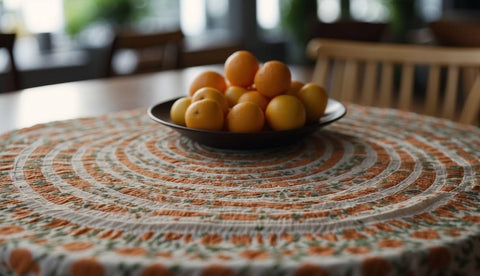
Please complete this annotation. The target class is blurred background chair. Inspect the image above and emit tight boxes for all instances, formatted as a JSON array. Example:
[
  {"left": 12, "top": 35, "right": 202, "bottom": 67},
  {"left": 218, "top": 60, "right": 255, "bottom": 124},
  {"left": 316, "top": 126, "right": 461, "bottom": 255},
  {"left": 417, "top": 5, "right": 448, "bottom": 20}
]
[
  {"left": 429, "top": 20, "right": 480, "bottom": 47},
  {"left": 307, "top": 38, "right": 480, "bottom": 125},
  {"left": 0, "top": 33, "right": 20, "bottom": 92},
  {"left": 308, "top": 21, "right": 388, "bottom": 42},
  {"left": 105, "top": 30, "right": 184, "bottom": 77}
]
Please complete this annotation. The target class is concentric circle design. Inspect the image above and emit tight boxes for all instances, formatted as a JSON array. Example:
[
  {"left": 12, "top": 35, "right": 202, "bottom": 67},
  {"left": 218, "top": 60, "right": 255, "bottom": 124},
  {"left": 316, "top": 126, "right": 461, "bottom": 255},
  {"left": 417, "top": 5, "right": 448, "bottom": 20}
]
[{"left": 0, "top": 106, "right": 479, "bottom": 275}]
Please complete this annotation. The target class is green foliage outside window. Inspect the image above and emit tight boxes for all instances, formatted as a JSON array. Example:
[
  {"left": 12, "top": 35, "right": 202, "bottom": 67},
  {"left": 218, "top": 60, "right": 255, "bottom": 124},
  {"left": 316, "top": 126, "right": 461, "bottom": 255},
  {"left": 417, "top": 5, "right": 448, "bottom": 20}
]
[{"left": 64, "top": 0, "right": 150, "bottom": 36}]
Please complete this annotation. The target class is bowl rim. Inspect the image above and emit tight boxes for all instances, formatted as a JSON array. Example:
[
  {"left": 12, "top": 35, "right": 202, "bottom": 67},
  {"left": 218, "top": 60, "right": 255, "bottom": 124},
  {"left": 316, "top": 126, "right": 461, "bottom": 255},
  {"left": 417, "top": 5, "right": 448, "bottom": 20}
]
[{"left": 147, "top": 97, "right": 347, "bottom": 136}]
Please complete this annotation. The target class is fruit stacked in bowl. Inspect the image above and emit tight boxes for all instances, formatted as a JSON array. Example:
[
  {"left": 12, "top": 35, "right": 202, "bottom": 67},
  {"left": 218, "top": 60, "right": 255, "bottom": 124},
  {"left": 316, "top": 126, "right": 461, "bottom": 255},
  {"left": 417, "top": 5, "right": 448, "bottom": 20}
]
[{"left": 170, "top": 51, "right": 328, "bottom": 133}]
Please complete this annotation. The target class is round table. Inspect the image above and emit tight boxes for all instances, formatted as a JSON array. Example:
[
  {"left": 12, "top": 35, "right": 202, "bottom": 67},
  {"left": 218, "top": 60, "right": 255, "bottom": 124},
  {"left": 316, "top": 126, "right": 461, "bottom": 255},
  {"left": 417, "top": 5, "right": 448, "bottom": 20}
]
[{"left": 0, "top": 104, "right": 479, "bottom": 276}]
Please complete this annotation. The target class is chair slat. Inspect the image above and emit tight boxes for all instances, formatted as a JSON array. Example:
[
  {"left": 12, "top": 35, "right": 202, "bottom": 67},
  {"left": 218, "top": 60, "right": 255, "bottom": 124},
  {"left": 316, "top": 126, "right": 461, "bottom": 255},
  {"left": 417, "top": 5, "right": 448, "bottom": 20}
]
[
  {"left": 342, "top": 60, "right": 358, "bottom": 102},
  {"left": 379, "top": 62, "right": 394, "bottom": 107},
  {"left": 425, "top": 66, "right": 441, "bottom": 116},
  {"left": 331, "top": 60, "right": 345, "bottom": 100},
  {"left": 459, "top": 71, "right": 480, "bottom": 124},
  {"left": 442, "top": 65, "right": 459, "bottom": 119},
  {"left": 361, "top": 61, "right": 377, "bottom": 106},
  {"left": 312, "top": 57, "right": 329, "bottom": 88},
  {"left": 398, "top": 64, "right": 414, "bottom": 110},
  {"left": 462, "top": 67, "right": 477, "bottom": 97}
]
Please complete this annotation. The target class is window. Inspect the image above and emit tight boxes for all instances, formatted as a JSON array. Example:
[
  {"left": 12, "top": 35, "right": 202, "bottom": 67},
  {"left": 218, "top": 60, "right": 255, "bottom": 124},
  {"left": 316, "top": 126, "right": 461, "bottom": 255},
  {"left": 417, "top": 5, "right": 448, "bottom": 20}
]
[
  {"left": 206, "top": 0, "right": 229, "bottom": 29},
  {"left": 180, "top": 0, "right": 229, "bottom": 36},
  {"left": 257, "top": 0, "right": 280, "bottom": 30},
  {"left": 418, "top": 0, "right": 442, "bottom": 21},
  {"left": 141, "top": 0, "right": 180, "bottom": 32},
  {"left": 2, "top": 0, "right": 64, "bottom": 33},
  {"left": 350, "top": 0, "right": 389, "bottom": 22},
  {"left": 180, "top": 0, "right": 206, "bottom": 36},
  {"left": 317, "top": 0, "right": 341, "bottom": 23}
]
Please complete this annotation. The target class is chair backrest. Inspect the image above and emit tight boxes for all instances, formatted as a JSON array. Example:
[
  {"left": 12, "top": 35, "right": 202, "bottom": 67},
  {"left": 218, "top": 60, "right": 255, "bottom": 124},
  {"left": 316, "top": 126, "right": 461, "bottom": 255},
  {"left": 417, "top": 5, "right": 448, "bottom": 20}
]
[
  {"left": 306, "top": 38, "right": 480, "bottom": 125},
  {"left": 0, "top": 33, "right": 20, "bottom": 92},
  {"left": 105, "top": 30, "right": 184, "bottom": 77}
]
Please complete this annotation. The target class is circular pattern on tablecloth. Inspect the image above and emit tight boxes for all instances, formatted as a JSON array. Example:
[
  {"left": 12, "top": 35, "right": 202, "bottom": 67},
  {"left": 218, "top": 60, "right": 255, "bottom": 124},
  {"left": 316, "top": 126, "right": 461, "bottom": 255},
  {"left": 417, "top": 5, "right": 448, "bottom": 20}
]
[{"left": 0, "top": 105, "right": 479, "bottom": 275}]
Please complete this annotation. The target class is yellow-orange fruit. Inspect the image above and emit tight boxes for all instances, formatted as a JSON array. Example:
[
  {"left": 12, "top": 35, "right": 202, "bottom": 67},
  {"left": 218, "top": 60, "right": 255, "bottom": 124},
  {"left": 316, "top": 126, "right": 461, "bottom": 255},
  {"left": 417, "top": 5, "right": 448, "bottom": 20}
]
[
  {"left": 285, "top": 80, "right": 305, "bottom": 97},
  {"left": 225, "top": 50, "right": 259, "bottom": 87},
  {"left": 297, "top": 83, "right": 328, "bottom": 123},
  {"left": 192, "top": 87, "right": 229, "bottom": 114},
  {"left": 254, "top": 61, "right": 291, "bottom": 98},
  {"left": 238, "top": 91, "right": 269, "bottom": 111},
  {"left": 185, "top": 99, "right": 224, "bottom": 131},
  {"left": 226, "top": 102, "right": 265, "bottom": 133},
  {"left": 265, "top": 95, "right": 306, "bottom": 131},
  {"left": 225, "top": 86, "right": 248, "bottom": 107},
  {"left": 170, "top": 97, "right": 192, "bottom": 126},
  {"left": 189, "top": 71, "right": 227, "bottom": 96}
]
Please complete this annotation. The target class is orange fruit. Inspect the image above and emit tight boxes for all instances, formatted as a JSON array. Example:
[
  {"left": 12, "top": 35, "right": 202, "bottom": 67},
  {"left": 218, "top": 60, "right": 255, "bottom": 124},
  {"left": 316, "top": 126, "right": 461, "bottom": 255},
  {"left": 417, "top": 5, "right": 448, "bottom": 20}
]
[
  {"left": 225, "top": 86, "right": 248, "bottom": 107},
  {"left": 298, "top": 83, "right": 328, "bottom": 123},
  {"left": 170, "top": 97, "right": 192, "bottom": 126},
  {"left": 265, "top": 95, "right": 306, "bottom": 131},
  {"left": 225, "top": 50, "right": 259, "bottom": 87},
  {"left": 189, "top": 71, "right": 227, "bottom": 96},
  {"left": 191, "top": 87, "right": 229, "bottom": 114},
  {"left": 185, "top": 99, "right": 224, "bottom": 131},
  {"left": 237, "top": 91, "right": 269, "bottom": 111},
  {"left": 285, "top": 80, "right": 305, "bottom": 97},
  {"left": 254, "top": 61, "right": 291, "bottom": 98},
  {"left": 226, "top": 102, "right": 265, "bottom": 133}
]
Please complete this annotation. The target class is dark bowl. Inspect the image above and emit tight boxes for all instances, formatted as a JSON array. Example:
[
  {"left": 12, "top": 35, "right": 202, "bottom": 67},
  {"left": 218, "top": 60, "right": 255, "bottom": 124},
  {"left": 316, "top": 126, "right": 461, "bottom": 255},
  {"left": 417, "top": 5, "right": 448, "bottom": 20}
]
[{"left": 148, "top": 98, "right": 346, "bottom": 149}]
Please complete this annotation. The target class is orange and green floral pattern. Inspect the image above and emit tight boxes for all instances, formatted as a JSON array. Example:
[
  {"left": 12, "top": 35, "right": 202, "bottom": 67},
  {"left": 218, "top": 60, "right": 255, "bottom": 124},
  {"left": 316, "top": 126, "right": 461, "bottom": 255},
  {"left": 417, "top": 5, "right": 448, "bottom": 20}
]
[{"left": 0, "top": 105, "right": 479, "bottom": 275}]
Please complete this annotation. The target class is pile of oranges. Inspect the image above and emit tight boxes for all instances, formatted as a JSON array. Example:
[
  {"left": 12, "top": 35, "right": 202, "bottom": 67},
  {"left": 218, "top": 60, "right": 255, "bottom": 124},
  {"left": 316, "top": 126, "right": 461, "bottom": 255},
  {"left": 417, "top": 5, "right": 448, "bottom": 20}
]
[{"left": 170, "top": 51, "right": 328, "bottom": 132}]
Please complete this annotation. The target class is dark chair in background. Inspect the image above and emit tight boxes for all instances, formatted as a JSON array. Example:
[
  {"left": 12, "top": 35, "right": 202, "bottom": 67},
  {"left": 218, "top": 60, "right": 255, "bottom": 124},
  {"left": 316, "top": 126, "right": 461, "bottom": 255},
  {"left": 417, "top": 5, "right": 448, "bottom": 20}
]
[
  {"left": 182, "top": 42, "right": 243, "bottom": 68},
  {"left": 105, "top": 30, "right": 184, "bottom": 77},
  {"left": 0, "top": 33, "right": 20, "bottom": 92},
  {"left": 308, "top": 21, "right": 388, "bottom": 42},
  {"left": 429, "top": 20, "right": 480, "bottom": 47}
]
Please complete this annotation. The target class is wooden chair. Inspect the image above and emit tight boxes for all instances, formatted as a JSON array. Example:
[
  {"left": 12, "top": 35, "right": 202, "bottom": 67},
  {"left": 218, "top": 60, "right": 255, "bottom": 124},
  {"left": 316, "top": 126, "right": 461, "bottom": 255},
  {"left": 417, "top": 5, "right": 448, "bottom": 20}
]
[
  {"left": 105, "top": 30, "right": 184, "bottom": 77},
  {"left": 429, "top": 20, "right": 480, "bottom": 101},
  {"left": 306, "top": 38, "right": 480, "bottom": 125},
  {"left": 0, "top": 33, "right": 20, "bottom": 92}
]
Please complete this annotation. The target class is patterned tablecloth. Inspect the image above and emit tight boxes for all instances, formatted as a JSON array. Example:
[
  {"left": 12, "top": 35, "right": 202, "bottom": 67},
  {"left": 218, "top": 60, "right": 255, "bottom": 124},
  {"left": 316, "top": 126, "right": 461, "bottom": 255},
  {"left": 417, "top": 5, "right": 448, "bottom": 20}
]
[{"left": 0, "top": 105, "right": 479, "bottom": 276}]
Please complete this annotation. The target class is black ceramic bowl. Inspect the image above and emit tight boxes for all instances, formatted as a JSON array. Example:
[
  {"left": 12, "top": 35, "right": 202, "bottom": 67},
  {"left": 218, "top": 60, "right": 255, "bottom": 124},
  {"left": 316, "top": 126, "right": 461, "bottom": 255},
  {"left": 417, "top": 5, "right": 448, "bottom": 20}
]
[{"left": 148, "top": 98, "right": 346, "bottom": 149}]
